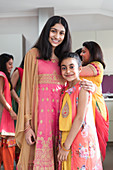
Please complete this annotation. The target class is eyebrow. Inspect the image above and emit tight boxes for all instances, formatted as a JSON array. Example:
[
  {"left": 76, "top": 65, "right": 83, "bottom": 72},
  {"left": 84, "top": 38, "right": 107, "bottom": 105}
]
[
  {"left": 51, "top": 28, "right": 65, "bottom": 32},
  {"left": 61, "top": 63, "right": 74, "bottom": 67}
]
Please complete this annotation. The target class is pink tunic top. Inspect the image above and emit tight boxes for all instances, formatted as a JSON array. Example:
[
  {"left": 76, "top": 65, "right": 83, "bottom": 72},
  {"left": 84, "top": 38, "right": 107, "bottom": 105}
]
[
  {"left": 33, "top": 59, "right": 65, "bottom": 169},
  {"left": 0, "top": 71, "right": 15, "bottom": 136}
]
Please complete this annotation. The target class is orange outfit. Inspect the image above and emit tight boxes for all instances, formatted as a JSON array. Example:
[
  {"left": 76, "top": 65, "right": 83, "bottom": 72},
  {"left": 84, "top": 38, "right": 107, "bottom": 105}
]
[
  {"left": 0, "top": 138, "right": 15, "bottom": 170},
  {"left": 0, "top": 71, "right": 16, "bottom": 169},
  {"left": 59, "top": 83, "right": 103, "bottom": 169}
]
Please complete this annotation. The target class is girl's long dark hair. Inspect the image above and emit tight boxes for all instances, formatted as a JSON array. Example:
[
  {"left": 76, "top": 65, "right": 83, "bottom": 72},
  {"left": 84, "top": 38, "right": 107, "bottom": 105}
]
[
  {"left": 33, "top": 15, "right": 72, "bottom": 60},
  {"left": 0, "top": 53, "right": 14, "bottom": 89},
  {"left": 82, "top": 41, "right": 106, "bottom": 69}
]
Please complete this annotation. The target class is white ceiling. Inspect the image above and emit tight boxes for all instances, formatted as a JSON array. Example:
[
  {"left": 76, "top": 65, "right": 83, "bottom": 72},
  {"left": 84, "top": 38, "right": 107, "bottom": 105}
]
[{"left": 0, "top": 0, "right": 113, "bottom": 31}]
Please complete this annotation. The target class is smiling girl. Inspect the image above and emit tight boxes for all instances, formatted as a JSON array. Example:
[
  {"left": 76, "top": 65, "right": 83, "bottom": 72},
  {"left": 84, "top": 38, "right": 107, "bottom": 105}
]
[{"left": 58, "top": 52, "right": 103, "bottom": 170}]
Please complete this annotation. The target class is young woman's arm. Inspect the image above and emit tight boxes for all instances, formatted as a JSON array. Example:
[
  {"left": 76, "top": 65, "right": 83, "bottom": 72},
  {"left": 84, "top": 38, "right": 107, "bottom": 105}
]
[
  {"left": 58, "top": 88, "right": 89, "bottom": 161},
  {"left": 11, "top": 69, "right": 20, "bottom": 104},
  {"left": 11, "top": 69, "right": 19, "bottom": 88},
  {"left": 0, "top": 77, "right": 17, "bottom": 120}
]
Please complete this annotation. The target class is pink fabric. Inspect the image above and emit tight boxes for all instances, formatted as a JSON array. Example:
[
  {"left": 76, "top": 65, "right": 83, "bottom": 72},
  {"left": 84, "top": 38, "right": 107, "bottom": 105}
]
[
  {"left": 0, "top": 71, "right": 15, "bottom": 135},
  {"left": 14, "top": 67, "right": 23, "bottom": 82},
  {"left": 33, "top": 59, "right": 64, "bottom": 169},
  {"left": 95, "top": 105, "right": 109, "bottom": 161},
  {"left": 59, "top": 83, "right": 103, "bottom": 169}
]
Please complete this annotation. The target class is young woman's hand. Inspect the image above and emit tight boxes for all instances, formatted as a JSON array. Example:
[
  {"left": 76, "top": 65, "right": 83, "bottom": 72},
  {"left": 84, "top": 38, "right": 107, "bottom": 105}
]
[
  {"left": 25, "top": 128, "right": 36, "bottom": 146},
  {"left": 58, "top": 147, "right": 70, "bottom": 162},
  {"left": 9, "top": 109, "right": 17, "bottom": 120},
  {"left": 80, "top": 79, "right": 96, "bottom": 93}
]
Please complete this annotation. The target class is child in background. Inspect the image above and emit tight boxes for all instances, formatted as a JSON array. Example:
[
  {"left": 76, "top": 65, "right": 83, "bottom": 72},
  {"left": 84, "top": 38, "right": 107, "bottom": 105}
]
[{"left": 58, "top": 52, "right": 103, "bottom": 169}]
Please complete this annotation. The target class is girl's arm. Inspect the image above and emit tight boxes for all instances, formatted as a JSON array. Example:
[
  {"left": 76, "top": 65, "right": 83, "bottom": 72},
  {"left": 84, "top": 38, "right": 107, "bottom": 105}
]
[
  {"left": 0, "top": 77, "right": 17, "bottom": 120},
  {"left": 58, "top": 88, "right": 89, "bottom": 161}
]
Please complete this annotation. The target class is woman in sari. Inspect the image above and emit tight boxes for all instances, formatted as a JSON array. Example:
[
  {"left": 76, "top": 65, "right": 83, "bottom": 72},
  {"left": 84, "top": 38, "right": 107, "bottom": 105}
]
[
  {"left": 78, "top": 41, "right": 109, "bottom": 161},
  {"left": 0, "top": 53, "right": 17, "bottom": 170},
  {"left": 11, "top": 56, "right": 25, "bottom": 164}
]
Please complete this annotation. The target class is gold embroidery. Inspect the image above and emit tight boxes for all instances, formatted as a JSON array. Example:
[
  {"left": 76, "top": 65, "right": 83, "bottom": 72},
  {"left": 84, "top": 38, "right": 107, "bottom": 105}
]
[
  {"left": 42, "top": 98, "right": 44, "bottom": 102},
  {"left": 40, "top": 120, "right": 43, "bottom": 124},
  {"left": 46, "top": 87, "right": 48, "bottom": 90},
  {"left": 34, "top": 137, "right": 55, "bottom": 168},
  {"left": 57, "top": 99, "right": 59, "bottom": 103},
  {"left": 52, "top": 99, "right": 54, "bottom": 102},
  {"left": 38, "top": 71, "right": 65, "bottom": 85},
  {"left": 39, "top": 131, "right": 42, "bottom": 135},
  {"left": 62, "top": 102, "right": 69, "bottom": 118},
  {"left": 47, "top": 98, "right": 49, "bottom": 101},
  {"left": 41, "top": 109, "right": 43, "bottom": 112}
]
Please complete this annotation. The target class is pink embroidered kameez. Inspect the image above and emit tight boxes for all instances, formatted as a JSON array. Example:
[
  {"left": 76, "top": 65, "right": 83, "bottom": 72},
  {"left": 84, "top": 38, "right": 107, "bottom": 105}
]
[{"left": 33, "top": 59, "right": 64, "bottom": 169}]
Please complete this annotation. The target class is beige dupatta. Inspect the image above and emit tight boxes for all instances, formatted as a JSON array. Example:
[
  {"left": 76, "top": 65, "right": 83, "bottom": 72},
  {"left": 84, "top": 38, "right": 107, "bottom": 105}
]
[{"left": 15, "top": 48, "right": 39, "bottom": 170}]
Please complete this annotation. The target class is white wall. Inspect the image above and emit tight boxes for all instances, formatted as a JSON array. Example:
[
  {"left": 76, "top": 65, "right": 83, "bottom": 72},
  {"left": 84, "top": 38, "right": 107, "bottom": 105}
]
[
  {"left": 0, "top": 16, "right": 39, "bottom": 53},
  {"left": 0, "top": 34, "right": 24, "bottom": 72},
  {"left": 0, "top": 15, "right": 113, "bottom": 73},
  {"left": 72, "top": 30, "right": 113, "bottom": 74}
]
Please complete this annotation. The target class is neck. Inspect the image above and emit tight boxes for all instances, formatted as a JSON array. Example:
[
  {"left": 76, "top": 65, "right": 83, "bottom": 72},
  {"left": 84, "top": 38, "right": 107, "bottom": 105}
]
[
  {"left": 51, "top": 48, "right": 58, "bottom": 61},
  {"left": 68, "top": 79, "right": 80, "bottom": 88}
]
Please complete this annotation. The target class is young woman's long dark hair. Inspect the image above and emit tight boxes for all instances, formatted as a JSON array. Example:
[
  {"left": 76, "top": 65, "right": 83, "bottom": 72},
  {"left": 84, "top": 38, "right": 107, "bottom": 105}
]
[
  {"left": 33, "top": 15, "right": 72, "bottom": 60},
  {"left": 82, "top": 41, "right": 106, "bottom": 69},
  {"left": 19, "top": 55, "right": 25, "bottom": 69},
  {"left": 0, "top": 53, "right": 14, "bottom": 89}
]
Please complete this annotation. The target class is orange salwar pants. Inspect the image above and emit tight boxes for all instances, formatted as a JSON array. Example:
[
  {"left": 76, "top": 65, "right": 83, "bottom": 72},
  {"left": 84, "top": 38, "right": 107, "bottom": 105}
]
[{"left": 0, "top": 138, "right": 15, "bottom": 170}]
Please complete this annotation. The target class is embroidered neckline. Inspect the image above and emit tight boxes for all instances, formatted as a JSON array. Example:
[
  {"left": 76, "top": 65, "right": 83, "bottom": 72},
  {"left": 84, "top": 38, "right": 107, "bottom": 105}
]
[{"left": 65, "top": 82, "right": 80, "bottom": 95}]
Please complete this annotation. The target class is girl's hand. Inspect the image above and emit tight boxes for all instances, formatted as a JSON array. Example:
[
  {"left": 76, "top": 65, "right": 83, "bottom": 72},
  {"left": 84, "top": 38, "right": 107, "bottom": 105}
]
[
  {"left": 9, "top": 109, "right": 17, "bottom": 120},
  {"left": 58, "top": 148, "right": 70, "bottom": 161},
  {"left": 25, "top": 128, "right": 36, "bottom": 146},
  {"left": 80, "top": 79, "right": 96, "bottom": 93}
]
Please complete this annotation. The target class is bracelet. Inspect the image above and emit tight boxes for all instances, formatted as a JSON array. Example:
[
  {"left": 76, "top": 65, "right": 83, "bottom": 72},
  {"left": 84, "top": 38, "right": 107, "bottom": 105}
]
[
  {"left": 6, "top": 102, "right": 12, "bottom": 112},
  {"left": 61, "top": 143, "right": 70, "bottom": 152},
  {"left": 9, "top": 106, "right": 12, "bottom": 112},
  {"left": 24, "top": 125, "right": 31, "bottom": 133}
]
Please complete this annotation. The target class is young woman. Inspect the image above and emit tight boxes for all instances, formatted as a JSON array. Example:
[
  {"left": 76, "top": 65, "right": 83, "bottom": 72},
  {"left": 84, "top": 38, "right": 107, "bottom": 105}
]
[
  {"left": 0, "top": 53, "right": 17, "bottom": 170},
  {"left": 15, "top": 15, "right": 72, "bottom": 170},
  {"left": 58, "top": 52, "right": 103, "bottom": 170},
  {"left": 79, "top": 41, "right": 109, "bottom": 161}
]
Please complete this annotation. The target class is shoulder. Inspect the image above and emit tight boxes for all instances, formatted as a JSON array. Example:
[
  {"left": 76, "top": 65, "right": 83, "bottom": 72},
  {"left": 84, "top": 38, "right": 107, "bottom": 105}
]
[
  {"left": 88, "top": 61, "right": 103, "bottom": 76},
  {"left": 89, "top": 61, "right": 103, "bottom": 69},
  {"left": 11, "top": 69, "right": 19, "bottom": 78},
  {"left": 27, "top": 48, "right": 39, "bottom": 58},
  {"left": 0, "top": 71, "right": 6, "bottom": 79},
  {"left": 79, "top": 87, "right": 89, "bottom": 99}
]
